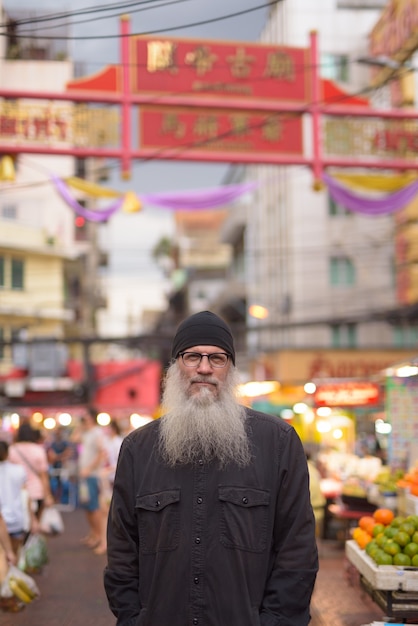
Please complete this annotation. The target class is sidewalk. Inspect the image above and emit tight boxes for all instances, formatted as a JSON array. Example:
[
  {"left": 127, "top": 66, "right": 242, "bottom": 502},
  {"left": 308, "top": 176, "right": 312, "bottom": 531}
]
[
  {"left": 1, "top": 508, "right": 389, "bottom": 626},
  {"left": 2, "top": 508, "right": 113, "bottom": 626}
]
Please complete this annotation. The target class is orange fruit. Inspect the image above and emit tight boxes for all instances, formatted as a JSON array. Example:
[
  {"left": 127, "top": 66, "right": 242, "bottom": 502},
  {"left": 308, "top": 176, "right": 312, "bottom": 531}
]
[
  {"left": 404, "top": 542, "right": 418, "bottom": 559},
  {"left": 359, "top": 532, "right": 373, "bottom": 550},
  {"left": 384, "top": 539, "right": 401, "bottom": 556},
  {"left": 373, "top": 508, "right": 395, "bottom": 526},
  {"left": 393, "top": 553, "right": 411, "bottom": 566},
  {"left": 399, "top": 522, "right": 416, "bottom": 537},
  {"left": 372, "top": 523, "right": 385, "bottom": 537},
  {"left": 375, "top": 551, "right": 393, "bottom": 565},
  {"left": 394, "top": 531, "right": 410, "bottom": 547},
  {"left": 359, "top": 516, "right": 376, "bottom": 535}
]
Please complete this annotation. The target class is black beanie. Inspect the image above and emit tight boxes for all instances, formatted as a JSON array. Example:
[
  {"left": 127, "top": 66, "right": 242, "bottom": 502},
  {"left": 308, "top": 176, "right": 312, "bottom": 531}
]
[{"left": 171, "top": 311, "right": 235, "bottom": 365}]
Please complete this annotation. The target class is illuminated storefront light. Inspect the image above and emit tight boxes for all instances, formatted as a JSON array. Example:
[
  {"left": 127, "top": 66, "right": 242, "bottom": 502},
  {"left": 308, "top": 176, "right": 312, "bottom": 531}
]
[
  {"left": 44, "top": 417, "right": 56, "bottom": 430},
  {"left": 32, "top": 412, "right": 44, "bottom": 424},
  {"left": 58, "top": 413, "right": 72, "bottom": 427},
  {"left": 293, "top": 402, "right": 308, "bottom": 414},
  {"left": 130, "top": 413, "right": 153, "bottom": 429},
  {"left": 304, "top": 382, "right": 316, "bottom": 394},
  {"left": 97, "top": 412, "right": 111, "bottom": 426},
  {"left": 375, "top": 419, "right": 392, "bottom": 434}
]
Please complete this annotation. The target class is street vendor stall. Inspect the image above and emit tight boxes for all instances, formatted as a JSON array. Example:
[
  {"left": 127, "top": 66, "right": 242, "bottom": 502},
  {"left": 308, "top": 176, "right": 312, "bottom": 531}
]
[{"left": 346, "top": 539, "right": 418, "bottom": 622}]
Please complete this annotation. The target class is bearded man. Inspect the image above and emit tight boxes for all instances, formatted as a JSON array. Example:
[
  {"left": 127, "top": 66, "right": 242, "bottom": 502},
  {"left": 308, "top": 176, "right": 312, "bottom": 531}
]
[{"left": 104, "top": 311, "right": 318, "bottom": 626}]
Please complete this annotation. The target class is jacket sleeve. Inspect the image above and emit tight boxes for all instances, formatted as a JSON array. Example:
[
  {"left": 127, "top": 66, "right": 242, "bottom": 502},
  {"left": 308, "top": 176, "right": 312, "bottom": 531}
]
[
  {"left": 104, "top": 438, "right": 140, "bottom": 626},
  {"left": 259, "top": 427, "right": 319, "bottom": 626}
]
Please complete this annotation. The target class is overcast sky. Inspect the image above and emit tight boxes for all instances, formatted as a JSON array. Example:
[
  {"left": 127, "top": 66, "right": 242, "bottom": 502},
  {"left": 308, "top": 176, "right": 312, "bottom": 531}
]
[{"left": 4, "top": 1, "right": 269, "bottom": 333}]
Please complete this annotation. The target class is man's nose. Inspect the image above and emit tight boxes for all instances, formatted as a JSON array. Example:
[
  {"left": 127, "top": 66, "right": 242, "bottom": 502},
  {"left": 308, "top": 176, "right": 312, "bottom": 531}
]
[{"left": 196, "top": 355, "right": 213, "bottom": 372}]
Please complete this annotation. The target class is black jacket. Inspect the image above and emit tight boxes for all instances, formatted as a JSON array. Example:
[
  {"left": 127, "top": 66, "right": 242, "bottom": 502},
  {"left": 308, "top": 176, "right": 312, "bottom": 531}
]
[{"left": 104, "top": 408, "right": 318, "bottom": 626}]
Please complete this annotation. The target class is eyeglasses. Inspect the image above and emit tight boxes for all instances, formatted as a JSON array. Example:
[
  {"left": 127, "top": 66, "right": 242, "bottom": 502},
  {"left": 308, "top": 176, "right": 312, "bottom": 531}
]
[{"left": 179, "top": 351, "right": 230, "bottom": 368}]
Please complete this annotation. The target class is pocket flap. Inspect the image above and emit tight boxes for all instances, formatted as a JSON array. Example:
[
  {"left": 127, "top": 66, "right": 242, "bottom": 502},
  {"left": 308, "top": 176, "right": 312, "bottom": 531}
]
[
  {"left": 136, "top": 489, "right": 180, "bottom": 512},
  {"left": 218, "top": 486, "right": 270, "bottom": 508}
]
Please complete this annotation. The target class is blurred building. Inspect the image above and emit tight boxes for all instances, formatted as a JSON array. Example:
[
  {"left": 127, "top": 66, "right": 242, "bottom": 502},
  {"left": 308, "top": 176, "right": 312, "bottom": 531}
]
[
  {"left": 210, "top": 0, "right": 418, "bottom": 444},
  {"left": 0, "top": 5, "right": 108, "bottom": 411}
]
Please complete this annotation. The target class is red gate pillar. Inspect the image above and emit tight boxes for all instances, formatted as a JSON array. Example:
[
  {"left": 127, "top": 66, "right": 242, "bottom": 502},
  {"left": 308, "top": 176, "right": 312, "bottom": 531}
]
[
  {"left": 310, "top": 30, "right": 323, "bottom": 190},
  {"left": 121, "top": 15, "right": 132, "bottom": 179}
]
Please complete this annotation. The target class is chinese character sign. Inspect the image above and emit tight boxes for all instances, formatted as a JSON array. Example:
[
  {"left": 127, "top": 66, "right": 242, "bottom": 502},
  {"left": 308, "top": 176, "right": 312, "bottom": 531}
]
[
  {"left": 132, "top": 36, "right": 311, "bottom": 103},
  {"left": 139, "top": 106, "right": 303, "bottom": 157}
]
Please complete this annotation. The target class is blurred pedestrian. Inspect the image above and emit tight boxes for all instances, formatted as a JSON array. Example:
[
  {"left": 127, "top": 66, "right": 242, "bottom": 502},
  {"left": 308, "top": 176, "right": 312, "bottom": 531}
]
[
  {"left": 46, "top": 426, "right": 72, "bottom": 504},
  {"left": 0, "top": 512, "right": 16, "bottom": 566},
  {"left": 0, "top": 440, "right": 38, "bottom": 561},
  {"left": 9, "top": 422, "right": 54, "bottom": 520},
  {"left": 74, "top": 409, "right": 107, "bottom": 551},
  {"left": 306, "top": 451, "right": 326, "bottom": 537},
  {"left": 94, "top": 420, "right": 124, "bottom": 556}
]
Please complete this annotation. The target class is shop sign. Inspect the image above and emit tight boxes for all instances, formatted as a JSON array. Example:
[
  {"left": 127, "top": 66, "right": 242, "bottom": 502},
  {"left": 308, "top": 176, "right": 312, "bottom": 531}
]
[
  {"left": 368, "top": 0, "right": 418, "bottom": 88},
  {"left": 369, "top": 0, "right": 418, "bottom": 61},
  {"left": 131, "top": 36, "right": 311, "bottom": 102},
  {"left": 314, "top": 381, "right": 381, "bottom": 407},
  {"left": 260, "top": 349, "right": 418, "bottom": 383},
  {"left": 0, "top": 101, "right": 119, "bottom": 147},
  {"left": 139, "top": 105, "right": 303, "bottom": 156},
  {"left": 324, "top": 118, "right": 418, "bottom": 159}
]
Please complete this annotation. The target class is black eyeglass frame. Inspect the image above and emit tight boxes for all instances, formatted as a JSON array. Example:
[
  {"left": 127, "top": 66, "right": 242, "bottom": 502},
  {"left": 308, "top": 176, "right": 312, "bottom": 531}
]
[{"left": 178, "top": 351, "right": 230, "bottom": 368}]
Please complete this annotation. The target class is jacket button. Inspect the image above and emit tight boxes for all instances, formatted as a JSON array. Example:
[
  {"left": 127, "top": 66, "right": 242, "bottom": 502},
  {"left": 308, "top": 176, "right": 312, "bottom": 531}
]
[
  {"left": 193, "top": 619, "right": 198, "bottom": 625},
  {"left": 242, "top": 497, "right": 248, "bottom": 504},
  {"left": 198, "top": 459, "right": 203, "bottom": 465},
  {"left": 195, "top": 537, "right": 201, "bottom": 544},
  {"left": 155, "top": 500, "right": 160, "bottom": 507},
  {"left": 194, "top": 577, "right": 199, "bottom": 584},
  {"left": 197, "top": 497, "right": 203, "bottom": 504}
]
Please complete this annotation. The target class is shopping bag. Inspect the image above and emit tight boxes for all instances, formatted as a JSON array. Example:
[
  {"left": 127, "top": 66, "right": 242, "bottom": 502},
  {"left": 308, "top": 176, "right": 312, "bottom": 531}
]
[
  {"left": 0, "top": 564, "right": 39, "bottom": 612},
  {"left": 40, "top": 505, "right": 64, "bottom": 535},
  {"left": 18, "top": 533, "right": 48, "bottom": 574}
]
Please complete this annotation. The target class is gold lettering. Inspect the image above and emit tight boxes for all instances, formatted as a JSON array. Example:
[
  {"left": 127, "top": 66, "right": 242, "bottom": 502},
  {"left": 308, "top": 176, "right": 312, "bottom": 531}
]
[
  {"left": 161, "top": 113, "right": 186, "bottom": 138},
  {"left": 226, "top": 47, "right": 255, "bottom": 79},
  {"left": 193, "top": 115, "right": 219, "bottom": 138},
  {"left": 262, "top": 116, "right": 282, "bottom": 142},
  {"left": 229, "top": 114, "right": 250, "bottom": 136},
  {"left": 185, "top": 46, "right": 217, "bottom": 77},
  {"left": 147, "top": 41, "right": 178, "bottom": 74},
  {"left": 264, "top": 52, "right": 295, "bottom": 81}
]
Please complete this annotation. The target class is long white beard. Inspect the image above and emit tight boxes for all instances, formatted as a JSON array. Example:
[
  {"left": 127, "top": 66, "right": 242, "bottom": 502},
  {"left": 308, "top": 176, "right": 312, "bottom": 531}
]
[{"left": 159, "top": 362, "right": 251, "bottom": 468}]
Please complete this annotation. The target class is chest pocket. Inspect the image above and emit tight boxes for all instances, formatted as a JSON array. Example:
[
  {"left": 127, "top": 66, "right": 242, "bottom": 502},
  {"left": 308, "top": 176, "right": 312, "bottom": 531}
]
[
  {"left": 135, "top": 489, "right": 180, "bottom": 554},
  {"left": 219, "top": 486, "right": 270, "bottom": 553}
]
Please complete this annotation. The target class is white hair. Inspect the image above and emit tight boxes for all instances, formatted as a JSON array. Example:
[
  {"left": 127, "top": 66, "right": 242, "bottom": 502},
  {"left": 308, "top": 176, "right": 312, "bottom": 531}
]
[{"left": 159, "top": 361, "right": 251, "bottom": 468}]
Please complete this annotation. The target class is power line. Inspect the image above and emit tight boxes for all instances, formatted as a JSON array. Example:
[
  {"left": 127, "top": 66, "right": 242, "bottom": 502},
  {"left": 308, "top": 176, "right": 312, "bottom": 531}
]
[{"left": 2, "top": 1, "right": 275, "bottom": 40}]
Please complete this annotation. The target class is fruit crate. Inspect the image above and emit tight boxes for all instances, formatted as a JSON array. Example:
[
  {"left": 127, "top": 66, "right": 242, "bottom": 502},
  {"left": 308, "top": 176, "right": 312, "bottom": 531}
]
[
  {"left": 345, "top": 540, "right": 418, "bottom": 592},
  {"left": 405, "top": 495, "right": 418, "bottom": 516}
]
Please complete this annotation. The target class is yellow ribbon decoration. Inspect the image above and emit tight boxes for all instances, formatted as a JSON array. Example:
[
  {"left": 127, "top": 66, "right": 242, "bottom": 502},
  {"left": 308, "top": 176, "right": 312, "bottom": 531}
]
[
  {"left": 66, "top": 176, "right": 121, "bottom": 198},
  {"left": 333, "top": 172, "right": 418, "bottom": 192}
]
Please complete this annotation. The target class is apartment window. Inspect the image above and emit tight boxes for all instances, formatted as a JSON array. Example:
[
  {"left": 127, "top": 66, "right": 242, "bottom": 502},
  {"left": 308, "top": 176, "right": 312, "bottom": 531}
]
[
  {"left": 393, "top": 325, "right": 418, "bottom": 348},
  {"left": 321, "top": 52, "right": 349, "bottom": 83},
  {"left": 1, "top": 204, "right": 17, "bottom": 220},
  {"left": 0, "top": 256, "right": 4, "bottom": 287},
  {"left": 330, "top": 256, "right": 355, "bottom": 286},
  {"left": 331, "top": 323, "right": 357, "bottom": 348},
  {"left": 11, "top": 257, "right": 24, "bottom": 290},
  {"left": 328, "top": 195, "right": 351, "bottom": 217}
]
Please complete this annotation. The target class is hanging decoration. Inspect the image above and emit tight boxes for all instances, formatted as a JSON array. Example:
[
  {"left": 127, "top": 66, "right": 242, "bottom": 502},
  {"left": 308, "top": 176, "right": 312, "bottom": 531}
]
[
  {"left": 140, "top": 181, "right": 257, "bottom": 211},
  {"left": 52, "top": 175, "right": 257, "bottom": 222},
  {"left": 333, "top": 172, "right": 418, "bottom": 193},
  {"left": 51, "top": 175, "right": 125, "bottom": 222},
  {"left": 322, "top": 172, "right": 418, "bottom": 216}
]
